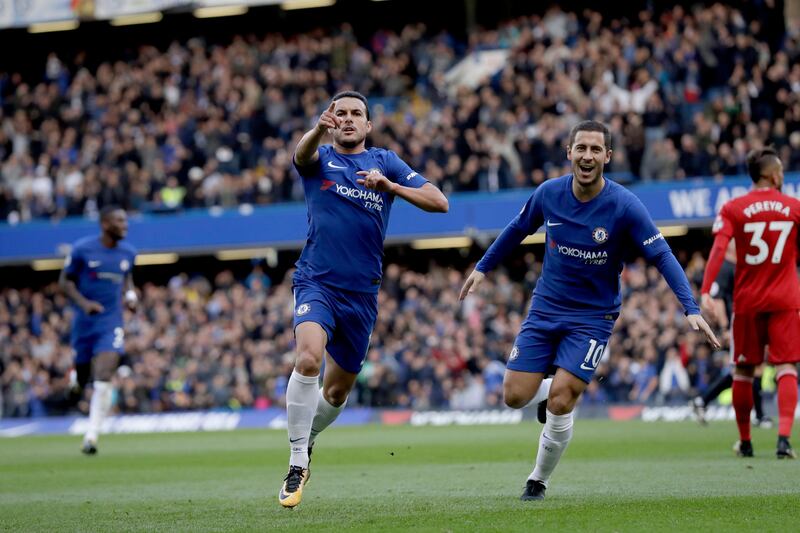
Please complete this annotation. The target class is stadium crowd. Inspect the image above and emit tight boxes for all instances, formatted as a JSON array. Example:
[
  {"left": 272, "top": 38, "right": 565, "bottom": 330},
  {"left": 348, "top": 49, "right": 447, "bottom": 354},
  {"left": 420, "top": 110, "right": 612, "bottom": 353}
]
[
  {"left": 0, "top": 254, "right": 731, "bottom": 418},
  {"left": 1, "top": 2, "right": 798, "bottom": 224}
]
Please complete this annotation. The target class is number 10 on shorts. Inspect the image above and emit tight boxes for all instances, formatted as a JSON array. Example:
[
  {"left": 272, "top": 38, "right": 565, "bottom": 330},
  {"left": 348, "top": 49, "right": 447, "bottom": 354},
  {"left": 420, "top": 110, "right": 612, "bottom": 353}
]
[{"left": 580, "top": 339, "right": 606, "bottom": 371}]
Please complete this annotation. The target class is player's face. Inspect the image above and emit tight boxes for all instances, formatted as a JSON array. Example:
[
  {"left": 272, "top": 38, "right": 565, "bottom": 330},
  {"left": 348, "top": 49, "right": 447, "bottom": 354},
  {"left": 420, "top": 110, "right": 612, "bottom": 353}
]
[
  {"left": 331, "top": 97, "right": 371, "bottom": 149},
  {"left": 567, "top": 131, "right": 612, "bottom": 187},
  {"left": 101, "top": 210, "right": 128, "bottom": 241}
]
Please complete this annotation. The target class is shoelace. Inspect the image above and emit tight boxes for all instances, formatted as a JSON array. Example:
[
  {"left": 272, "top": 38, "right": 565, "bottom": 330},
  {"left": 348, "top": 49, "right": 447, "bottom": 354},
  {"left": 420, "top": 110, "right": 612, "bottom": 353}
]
[{"left": 284, "top": 466, "right": 305, "bottom": 492}]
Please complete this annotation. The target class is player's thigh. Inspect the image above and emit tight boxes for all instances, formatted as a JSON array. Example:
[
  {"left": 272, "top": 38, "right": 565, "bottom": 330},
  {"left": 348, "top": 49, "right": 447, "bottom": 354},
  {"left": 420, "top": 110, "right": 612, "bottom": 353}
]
[
  {"left": 553, "top": 318, "right": 614, "bottom": 384},
  {"left": 293, "top": 280, "right": 336, "bottom": 362},
  {"left": 90, "top": 327, "right": 125, "bottom": 380},
  {"left": 326, "top": 290, "right": 378, "bottom": 375},
  {"left": 71, "top": 333, "right": 95, "bottom": 367},
  {"left": 502, "top": 370, "right": 546, "bottom": 407},
  {"left": 766, "top": 310, "right": 800, "bottom": 364},
  {"left": 730, "top": 313, "right": 768, "bottom": 365}
]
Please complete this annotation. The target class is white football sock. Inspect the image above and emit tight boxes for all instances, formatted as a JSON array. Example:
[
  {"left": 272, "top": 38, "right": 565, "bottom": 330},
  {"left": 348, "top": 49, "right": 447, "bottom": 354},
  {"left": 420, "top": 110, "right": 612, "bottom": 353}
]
[
  {"left": 530, "top": 409, "right": 574, "bottom": 487},
  {"left": 286, "top": 371, "right": 320, "bottom": 469},
  {"left": 310, "top": 388, "right": 346, "bottom": 445},
  {"left": 525, "top": 377, "right": 553, "bottom": 407},
  {"left": 85, "top": 381, "right": 113, "bottom": 443}
]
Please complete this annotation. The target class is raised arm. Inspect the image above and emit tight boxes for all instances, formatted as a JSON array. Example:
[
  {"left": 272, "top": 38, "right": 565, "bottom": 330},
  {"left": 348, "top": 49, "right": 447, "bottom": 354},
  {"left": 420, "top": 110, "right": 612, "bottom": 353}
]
[{"left": 294, "top": 102, "right": 339, "bottom": 167}]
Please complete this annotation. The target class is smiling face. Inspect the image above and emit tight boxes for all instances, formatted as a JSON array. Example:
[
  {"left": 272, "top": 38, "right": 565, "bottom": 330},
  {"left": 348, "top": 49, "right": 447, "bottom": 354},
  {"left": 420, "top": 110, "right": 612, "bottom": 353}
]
[
  {"left": 567, "top": 131, "right": 612, "bottom": 188},
  {"left": 331, "top": 97, "right": 372, "bottom": 150}
]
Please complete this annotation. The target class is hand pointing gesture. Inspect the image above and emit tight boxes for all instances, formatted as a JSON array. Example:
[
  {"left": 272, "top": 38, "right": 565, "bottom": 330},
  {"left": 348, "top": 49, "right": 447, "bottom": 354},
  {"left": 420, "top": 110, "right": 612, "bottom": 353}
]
[{"left": 316, "top": 102, "right": 340, "bottom": 133}]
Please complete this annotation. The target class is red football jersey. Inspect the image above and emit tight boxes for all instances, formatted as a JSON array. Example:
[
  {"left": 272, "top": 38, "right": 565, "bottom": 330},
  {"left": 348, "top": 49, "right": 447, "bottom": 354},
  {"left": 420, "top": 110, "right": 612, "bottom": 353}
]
[{"left": 710, "top": 188, "right": 800, "bottom": 312}]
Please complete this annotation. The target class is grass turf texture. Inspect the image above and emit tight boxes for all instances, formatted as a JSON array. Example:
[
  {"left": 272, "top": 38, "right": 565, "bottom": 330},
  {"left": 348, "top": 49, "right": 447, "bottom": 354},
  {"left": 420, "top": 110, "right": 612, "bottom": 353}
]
[{"left": 1, "top": 421, "right": 799, "bottom": 532}]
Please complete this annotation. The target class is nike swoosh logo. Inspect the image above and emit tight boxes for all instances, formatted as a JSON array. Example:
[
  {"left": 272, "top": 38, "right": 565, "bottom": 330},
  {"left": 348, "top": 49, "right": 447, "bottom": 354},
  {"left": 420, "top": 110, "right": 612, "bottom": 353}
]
[
  {"left": 580, "top": 363, "right": 595, "bottom": 371},
  {"left": 279, "top": 487, "right": 291, "bottom": 500},
  {"left": 88, "top": 261, "right": 101, "bottom": 267},
  {"left": 327, "top": 161, "right": 346, "bottom": 169},
  {"left": 546, "top": 220, "right": 563, "bottom": 227},
  {"left": 289, "top": 437, "right": 302, "bottom": 443}
]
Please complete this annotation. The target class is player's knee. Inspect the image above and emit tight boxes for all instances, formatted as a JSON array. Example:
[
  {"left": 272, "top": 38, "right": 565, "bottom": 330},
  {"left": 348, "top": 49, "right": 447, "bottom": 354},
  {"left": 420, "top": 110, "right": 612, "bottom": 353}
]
[
  {"left": 92, "top": 353, "right": 118, "bottom": 381},
  {"left": 547, "top": 390, "right": 575, "bottom": 416},
  {"left": 502, "top": 386, "right": 529, "bottom": 409},
  {"left": 323, "top": 385, "right": 348, "bottom": 407},
  {"left": 295, "top": 348, "right": 322, "bottom": 376}
]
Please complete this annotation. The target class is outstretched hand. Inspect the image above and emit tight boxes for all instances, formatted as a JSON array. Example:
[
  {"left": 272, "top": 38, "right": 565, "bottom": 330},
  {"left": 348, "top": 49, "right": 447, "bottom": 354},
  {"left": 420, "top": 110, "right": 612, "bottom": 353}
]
[
  {"left": 686, "top": 314, "right": 721, "bottom": 350},
  {"left": 316, "top": 102, "right": 340, "bottom": 132},
  {"left": 459, "top": 269, "right": 486, "bottom": 301}
]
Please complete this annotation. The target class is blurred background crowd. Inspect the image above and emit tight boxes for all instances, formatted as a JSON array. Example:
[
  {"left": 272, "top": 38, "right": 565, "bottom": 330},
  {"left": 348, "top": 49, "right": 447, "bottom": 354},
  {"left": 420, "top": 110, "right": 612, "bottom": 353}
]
[
  {"left": 0, "top": 1, "right": 798, "bottom": 224},
  {"left": 0, "top": 251, "right": 735, "bottom": 418}
]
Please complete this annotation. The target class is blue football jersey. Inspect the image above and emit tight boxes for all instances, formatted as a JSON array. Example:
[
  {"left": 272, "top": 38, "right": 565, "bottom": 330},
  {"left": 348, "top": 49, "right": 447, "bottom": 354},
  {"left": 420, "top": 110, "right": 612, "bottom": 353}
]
[
  {"left": 477, "top": 175, "right": 699, "bottom": 317},
  {"left": 64, "top": 236, "right": 137, "bottom": 331},
  {"left": 294, "top": 145, "right": 428, "bottom": 293}
]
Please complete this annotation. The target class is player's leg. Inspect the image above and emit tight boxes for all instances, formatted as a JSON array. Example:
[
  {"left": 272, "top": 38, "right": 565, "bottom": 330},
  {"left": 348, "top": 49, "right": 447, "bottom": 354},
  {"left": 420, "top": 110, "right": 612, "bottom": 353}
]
[
  {"left": 731, "top": 365, "right": 756, "bottom": 456},
  {"left": 766, "top": 310, "right": 800, "bottom": 458},
  {"left": 524, "top": 367, "right": 586, "bottom": 500},
  {"left": 280, "top": 282, "right": 335, "bottom": 508},
  {"left": 522, "top": 317, "right": 610, "bottom": 501},
  {"left": 83, "top": 349, "right": 120, "bottom": 454},
  {"left": 752, "top": 365, "right": 771, "bottom": 428},
  {"left": 310, "top": 289, "right": 377, "bottom": 447},
  {"left": 309, "top": 353, "right": 358, "bottom": 446},
  {"left": 730, "top": 312, "right": 765, "bottom": 457},
  {"left": 692, "top": 371, "right": 732, "bottom": 423}
]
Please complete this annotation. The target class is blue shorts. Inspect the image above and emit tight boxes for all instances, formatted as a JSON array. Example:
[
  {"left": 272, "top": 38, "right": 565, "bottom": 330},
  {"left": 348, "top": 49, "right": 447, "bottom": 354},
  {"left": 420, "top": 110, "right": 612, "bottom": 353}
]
[
  {"left": 72, "top": 326, "right": 126, "bottom": 365},
  {"left": 292, "top": 277, "right": 378, "bottom": 374},
  {"left": 507, "top": 311, "right": 617, "bottom": 383}
]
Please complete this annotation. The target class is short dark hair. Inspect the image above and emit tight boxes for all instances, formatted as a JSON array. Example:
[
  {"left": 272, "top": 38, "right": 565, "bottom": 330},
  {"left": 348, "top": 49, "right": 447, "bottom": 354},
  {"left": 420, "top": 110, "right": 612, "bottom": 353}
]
[
  {"left": 568, "top": 120, "right": 611, "bottom": 150},
  {"left": 100, "top": 205, "right": 124, "bottom": 221},
  {"left": 746, "top": 145, "right": 781, "bottom": 182},
  {"left": 332, "top": 91, "right": 370, "bottom": 120}
]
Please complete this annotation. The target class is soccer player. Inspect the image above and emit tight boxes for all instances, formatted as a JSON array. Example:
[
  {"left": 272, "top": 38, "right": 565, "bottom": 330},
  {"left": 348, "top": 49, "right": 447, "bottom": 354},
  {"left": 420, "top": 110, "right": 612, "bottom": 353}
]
[
  {"left": 700, "top": 146, "right": 800, "bottom": 459},
  {"left": 59, "top": 205, "right": 137, "bottom": 454},
  {"left": 279, "top": 91, "right": 448, "bottom": 508},
  {"left": 690, "top": 240, "right": 770, "bottom": 428},
  {"left": 460, "top": 120, "right": 719, "bottom": 501}
]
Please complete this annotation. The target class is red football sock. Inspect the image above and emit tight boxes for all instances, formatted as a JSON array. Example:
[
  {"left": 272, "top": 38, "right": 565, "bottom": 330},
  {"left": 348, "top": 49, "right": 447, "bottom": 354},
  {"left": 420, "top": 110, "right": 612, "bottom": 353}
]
[
  {"left": 776, "top": 369, "right": 798, "bottom": 439},
  {"left": 732, "top": 375, "right": 754, "bottom": 442}
]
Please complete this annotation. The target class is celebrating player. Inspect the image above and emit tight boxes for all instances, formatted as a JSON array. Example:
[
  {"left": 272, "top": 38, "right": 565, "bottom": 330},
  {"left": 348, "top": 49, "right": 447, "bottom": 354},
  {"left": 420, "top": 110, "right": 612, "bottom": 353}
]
[
  {"left": 59, "top": 205, "right": 137, "bottom": 455},
  {"left": 460, "top": 120, "right": 719, "bottom": 501},
  {"left": 700, "top": 146, "right": 800, "bottom": 459},
  {"left": 279, "top": 91, "right": 448, "bottom": 508}
]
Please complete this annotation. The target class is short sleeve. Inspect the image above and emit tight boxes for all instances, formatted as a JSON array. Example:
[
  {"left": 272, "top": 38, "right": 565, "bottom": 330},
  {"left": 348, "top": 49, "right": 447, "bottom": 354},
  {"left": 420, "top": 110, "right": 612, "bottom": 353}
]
[
  {"left": 64, "top": 244, "right": 85, "bottom": 277},
  {"left": 711, "top": 202, "right": 735, "bottom": 239},
  {"left": 383, "top": 150, "right": 428, "bottom": 189}
]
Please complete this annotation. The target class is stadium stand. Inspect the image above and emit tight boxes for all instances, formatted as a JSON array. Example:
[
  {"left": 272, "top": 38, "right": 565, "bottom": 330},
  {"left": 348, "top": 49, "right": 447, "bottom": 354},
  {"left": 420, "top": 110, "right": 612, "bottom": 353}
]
[
  {"left": 0, "top": 253, "right": 728, "bottom": 417},
  {"left": 0, "top": 2, "right": 797, "bottom": 224}
]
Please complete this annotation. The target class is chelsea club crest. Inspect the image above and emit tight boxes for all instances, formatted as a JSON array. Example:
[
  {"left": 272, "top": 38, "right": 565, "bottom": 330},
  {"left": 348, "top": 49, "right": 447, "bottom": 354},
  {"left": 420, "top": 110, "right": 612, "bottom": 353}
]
[{"left": 592, "top": 227, "right": 609, "bottom": 244}]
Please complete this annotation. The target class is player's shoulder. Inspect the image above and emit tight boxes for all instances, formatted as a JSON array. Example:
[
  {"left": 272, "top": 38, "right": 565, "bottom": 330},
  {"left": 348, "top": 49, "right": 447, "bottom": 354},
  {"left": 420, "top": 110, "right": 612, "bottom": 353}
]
[
  {"left": 117, "top": 240, "right": 138, "bottom": 256},
  {"left": 537, "top": 175, "right": 569, "bottom": 196},
  {"left": 366, "top": 146, "right": 398, "bottom": 163},
  {"left": 71, "top": 235, "right": 99, "bottom": 253}
]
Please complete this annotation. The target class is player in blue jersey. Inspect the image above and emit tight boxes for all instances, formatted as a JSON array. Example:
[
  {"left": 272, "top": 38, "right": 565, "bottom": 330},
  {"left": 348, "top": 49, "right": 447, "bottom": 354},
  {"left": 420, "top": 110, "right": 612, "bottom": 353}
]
[
  {"left": 279, "top": 91, "right": 448, "bottom": 508},
  {"left": 459, "top": 121, "right": 719, "bottom": 501},
  {"left": 59, "top": 205, "right": 137, "bottom": 455}
]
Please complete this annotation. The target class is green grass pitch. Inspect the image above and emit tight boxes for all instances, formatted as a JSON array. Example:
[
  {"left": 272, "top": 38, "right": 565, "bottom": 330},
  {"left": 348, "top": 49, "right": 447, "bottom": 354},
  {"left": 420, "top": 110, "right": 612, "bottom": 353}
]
[{"left": 2, "top": 420, "right": 799, "bottom": 532}]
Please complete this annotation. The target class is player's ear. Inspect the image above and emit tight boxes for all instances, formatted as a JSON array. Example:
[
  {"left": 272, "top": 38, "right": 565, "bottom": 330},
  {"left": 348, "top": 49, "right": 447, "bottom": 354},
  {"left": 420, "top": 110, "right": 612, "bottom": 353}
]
[
  {"left": 605, "top": 149, "right": 612, "bottom": 164},
  {"left": 566, "top": 145, "right": 573, "bottom": 161},
  {"left": 366, "top": 120, "right": 373, "bottom": 134}
]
